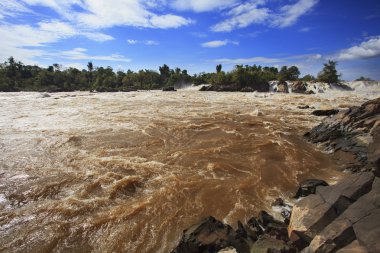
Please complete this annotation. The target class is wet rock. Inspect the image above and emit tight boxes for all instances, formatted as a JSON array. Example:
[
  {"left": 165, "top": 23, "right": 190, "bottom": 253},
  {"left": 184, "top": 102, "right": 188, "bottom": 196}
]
[
  {"left": 311, "top": 109, "right": 339, "bottom": 116},
  {"left": 292, "top": 81, "right": 308, "bottom": 94},
  {"left": 288, "top": 172, "right": 375, "bottom": 250},
  {"left": 171, "top": 216, "right": 250, "bottom": 253},
  {"left": 305, "top": 97, "right": 380, "bottom": 173},
  {"left": 272, "top": 198, "right": 285, "bottom": 207},
  {"left": 162, "top": 86, "right": 177, "bottom": 91},
  {"left": 294, "top": 179, "right": 328, "bottom": 199}
]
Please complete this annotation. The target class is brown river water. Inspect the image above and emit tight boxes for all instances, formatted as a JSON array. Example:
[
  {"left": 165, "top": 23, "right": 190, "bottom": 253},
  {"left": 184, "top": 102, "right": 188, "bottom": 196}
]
[{"left": 0, "top": 88, "right": 379, "bottom": 253}]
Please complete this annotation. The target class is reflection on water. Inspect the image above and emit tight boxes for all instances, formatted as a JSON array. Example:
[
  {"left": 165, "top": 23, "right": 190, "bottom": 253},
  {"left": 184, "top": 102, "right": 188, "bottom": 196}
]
[{"left": 0, "top": 90, "right": 378, "bottom": 253}]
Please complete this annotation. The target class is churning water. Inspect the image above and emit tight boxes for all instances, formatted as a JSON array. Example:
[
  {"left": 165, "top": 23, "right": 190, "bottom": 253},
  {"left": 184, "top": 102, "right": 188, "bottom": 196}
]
[{"left": 0, "top": 89, "right": 378, "bottom": 252}]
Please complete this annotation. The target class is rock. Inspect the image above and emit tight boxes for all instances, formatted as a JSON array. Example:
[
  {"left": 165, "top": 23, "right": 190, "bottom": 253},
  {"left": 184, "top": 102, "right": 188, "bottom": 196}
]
[
  {"left": 276, "top": 82, "right": 289, "bottom": 93},
  {"left": 162, "top": 86, "right": 177, "bottom": 91},
  {"left": 292, "top": 81, "right": 308, "bottom": 94},
  {"left": 240, "top": 87, "right": 254, "bottom": 92},
  {"left": 171, "top": 216, "right": 250, "bottom": 253},
  {"left": 330, "top": 83, "right": 354, "bottom": 91},
  {"left": 311, "top": 109, "right": 339, "bottom": 116},
  {"left": 272, "top": 198, "right": 285, "bottom": 206},
  {"left": 336, "top": 240, "right": 368, "bottom": 253},
  {"left": 306, "top": 177, "right": 380, "bottom": 253},
  {"left": 40, "top": 92, "right": 51, "bottom": 98},
  {"left": 250, "top": 235, "right": 297, "bottom": 253},
  {"left": 294, "top": 179, "right": 328, "bottom": 198},
  {"left": 305, "top": 97, "right": 380, "bottom": 173},
  {"left": 288, "top": 173, "right": 375, "bottom": 251},
  {"left": 298, "top": 105, "right": 311, "bottom": 109}
]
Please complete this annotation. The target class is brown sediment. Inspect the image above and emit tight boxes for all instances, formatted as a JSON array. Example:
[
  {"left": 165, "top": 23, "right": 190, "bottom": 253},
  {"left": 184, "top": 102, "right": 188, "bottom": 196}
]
[{"left": 0, "top": 90, "right": 378, "bottom": 253}]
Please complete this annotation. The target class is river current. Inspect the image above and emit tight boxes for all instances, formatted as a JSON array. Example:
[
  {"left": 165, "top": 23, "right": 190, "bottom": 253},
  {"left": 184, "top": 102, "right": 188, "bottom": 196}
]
[{"left": 0, "top": 89, "right": 378, "bottom": 252}]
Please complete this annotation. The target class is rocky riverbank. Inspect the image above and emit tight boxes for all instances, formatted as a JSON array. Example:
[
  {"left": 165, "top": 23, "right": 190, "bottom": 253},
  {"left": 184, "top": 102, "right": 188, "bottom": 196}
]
[{"left": 171, "top": 97, "right": 380, "bottom": 253}]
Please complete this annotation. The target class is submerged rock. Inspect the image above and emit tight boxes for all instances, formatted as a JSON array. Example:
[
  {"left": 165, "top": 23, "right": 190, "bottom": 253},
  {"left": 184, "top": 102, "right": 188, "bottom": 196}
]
[
  {"left": 162, "top": 86, "right": 177, "bottom": 91},
  {"left": 311, "top": 109, "right": 339, "bottom": 116},
  {"left": 171, "top": 216, "right": 250, "bottom": 253}
]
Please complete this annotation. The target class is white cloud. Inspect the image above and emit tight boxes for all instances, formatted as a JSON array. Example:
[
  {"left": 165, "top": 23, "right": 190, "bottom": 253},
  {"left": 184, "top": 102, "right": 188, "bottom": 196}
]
[
  {"left": 127, "top": 39, "right": 159, "bottom": 45},
  {"left": 0, "top": 0, "right": 32, "bottom": 19},
  {"left": 211, "top": 1, "right": 269, "bottom": 32},
  {"left": 53, "top": 48, "right": 131, "bottom": 62},
  {"left": 271, "top": 0, "right": 319, "bottom": 28},
  {"left": 171, "top": 0, "right": 237, "bottom": 12},
  {"left": 337, "top": 36, "right": 380, "bottom": 60},
  {"left": 0, "top": 21, "right": 115, "bottom": 64},
  {"left": 66, "top": 0, "right": 192, "bottom": 29},
  {"left": 201, "top": 40, "right": 239, "bottom": 48},
  {"left": 213, "top": 56, "right": 282, "bottom": 64}
]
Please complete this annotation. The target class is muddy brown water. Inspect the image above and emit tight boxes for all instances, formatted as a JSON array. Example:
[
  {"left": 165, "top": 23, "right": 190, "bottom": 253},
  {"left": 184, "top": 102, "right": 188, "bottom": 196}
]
[{"left": 0, "top": 90, "right": 378, "bottom": 253}]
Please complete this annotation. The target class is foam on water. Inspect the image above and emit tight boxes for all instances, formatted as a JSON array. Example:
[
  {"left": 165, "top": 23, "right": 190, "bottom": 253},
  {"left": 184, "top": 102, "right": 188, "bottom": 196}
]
[{"left": 0, "top": 88, "right": 379, "bottom": 252}]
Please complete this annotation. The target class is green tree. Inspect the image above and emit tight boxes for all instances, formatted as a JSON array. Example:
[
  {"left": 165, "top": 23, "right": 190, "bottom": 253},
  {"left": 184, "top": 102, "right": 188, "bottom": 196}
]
[
  {"left": 318, "top": 60, "right": 340, "bottom": 84},
  {"left": 216, "top": 64, "right": 222, "bottom": 73}
]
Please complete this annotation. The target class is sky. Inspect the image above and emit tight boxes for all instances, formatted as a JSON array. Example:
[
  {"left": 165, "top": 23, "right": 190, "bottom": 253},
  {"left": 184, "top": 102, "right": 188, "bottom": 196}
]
[{"left": 0, "top": 0, "right": 379, "bottom": 80}]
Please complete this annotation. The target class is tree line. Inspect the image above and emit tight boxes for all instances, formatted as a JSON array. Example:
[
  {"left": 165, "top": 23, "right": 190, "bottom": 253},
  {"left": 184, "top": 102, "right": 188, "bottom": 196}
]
[{"left": 0, "top": 56, "right": 347, "bottom": 92}]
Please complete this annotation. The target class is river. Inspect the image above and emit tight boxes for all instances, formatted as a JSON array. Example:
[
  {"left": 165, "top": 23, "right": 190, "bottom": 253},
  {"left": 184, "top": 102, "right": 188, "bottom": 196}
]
[{"left": 0, "top": 89, "right": 378, "bottom": 253}]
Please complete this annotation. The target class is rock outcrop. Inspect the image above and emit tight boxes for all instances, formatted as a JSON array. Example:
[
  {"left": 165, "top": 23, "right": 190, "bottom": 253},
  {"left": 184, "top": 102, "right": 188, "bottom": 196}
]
[
  {"left": 289, "top": 173, "right": 379, "bottom": 253},
  {"left": 305, "top": 97, "right": 380, "bottom": 173}
]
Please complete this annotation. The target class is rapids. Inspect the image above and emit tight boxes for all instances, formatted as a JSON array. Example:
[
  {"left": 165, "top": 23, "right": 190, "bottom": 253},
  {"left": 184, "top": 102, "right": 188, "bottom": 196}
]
[{"left": 0, "top": 89, "right": 378, "bottom": 253}]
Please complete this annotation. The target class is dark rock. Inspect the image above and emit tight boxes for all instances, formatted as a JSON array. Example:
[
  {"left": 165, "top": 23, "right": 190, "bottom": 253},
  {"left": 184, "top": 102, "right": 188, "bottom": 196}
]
[
  {"left": 258, "top": 211, "right": 275, "bottom": 227},
  {"left": 298, "top": 105, "right": 310, "bottom": 109},
  {"left": 305, "top": 97, "right": 380, "bottom": 173},
  {"left": 294, "top": 179, "right": 328, "bottom": 198},
  {"left": 330, "top": 83, "right": 354, "bottom": 91},
  {"left": 272, "top": 198, "right": 285, "bottom": 207},
  {"left": 292, "top": 81, "right": 308, "bottom": 94},
  {"left": 311, "top": 109, "right": 339, "bottom": 116},
  {"left": 162, "top": 86, "right": 177, "bottom": 91},
  {"left": 171, "top": 216, "right": 250, "bottom": 253}
]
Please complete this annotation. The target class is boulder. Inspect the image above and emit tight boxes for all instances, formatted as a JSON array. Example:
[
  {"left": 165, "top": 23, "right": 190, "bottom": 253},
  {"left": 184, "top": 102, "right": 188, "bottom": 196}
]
[
  {"left": 292, "top": 81, "right": 308, "bottom": 94},
  {"left": 306, "top": 177, "right": 380, "bottom": 253},
  {"left": 288, "top": 173, "right": 375, "bottom": 251},
  {"left": 276, "top": 82, "right": 289, "bottom": 93},
  {"left": 305, "top": 97, "right": 380, "bottom": 173},
  {"left": 162, "top": 86, "right": 177, "bottom": 91},
  {"left": 171, "top": 216, "right": 250, "bottom": 253},
  {"left": 294, "top": 179, "right": 329, "bottom": 198},
  {"left": 311, "top": 109, "right": 339, "bottom": 116}
]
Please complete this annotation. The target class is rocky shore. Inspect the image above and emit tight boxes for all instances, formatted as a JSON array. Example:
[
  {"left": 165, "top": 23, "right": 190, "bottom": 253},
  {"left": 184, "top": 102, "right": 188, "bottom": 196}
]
[{"left": 171, "top": 97, "right": 380, "bottom": 253}]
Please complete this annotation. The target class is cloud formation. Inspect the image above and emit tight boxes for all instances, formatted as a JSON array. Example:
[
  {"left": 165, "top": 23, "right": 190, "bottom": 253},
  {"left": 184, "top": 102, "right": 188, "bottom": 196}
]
[
  {"left": 201, "top": 40, "right": 239, "bottom": 48},
  {"left": 127, "top": 39, "right": 159, "bottom": 45},
  {"left": 171, "top": 0, "right": 237, "bottom": 12},
  {"left": 211, "top": 0, "right": 320, "bottom": 32},
  {"left": 337, "top": 36, "right": 380, "bottom": 60},
  {"left": 211, "top": 1, "right": 269, "bottom": 32}
]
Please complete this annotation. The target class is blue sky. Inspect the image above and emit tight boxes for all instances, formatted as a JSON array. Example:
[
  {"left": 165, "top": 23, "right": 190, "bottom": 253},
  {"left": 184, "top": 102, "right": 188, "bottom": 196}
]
[{"left": 0, "top": 0, "right": 379, "bottom": 80}]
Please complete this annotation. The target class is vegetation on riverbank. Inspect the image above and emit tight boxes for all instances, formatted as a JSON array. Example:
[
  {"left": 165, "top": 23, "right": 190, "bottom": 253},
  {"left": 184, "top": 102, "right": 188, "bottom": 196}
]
[{"left": 0, "top": 57, "right": 355, "bottom": 92}]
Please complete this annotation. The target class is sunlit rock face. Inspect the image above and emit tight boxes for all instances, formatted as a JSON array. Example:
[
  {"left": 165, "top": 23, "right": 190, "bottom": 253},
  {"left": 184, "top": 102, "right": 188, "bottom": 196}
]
[{"left": 0, "top": 87, "right": 379, "bottom": 253}]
